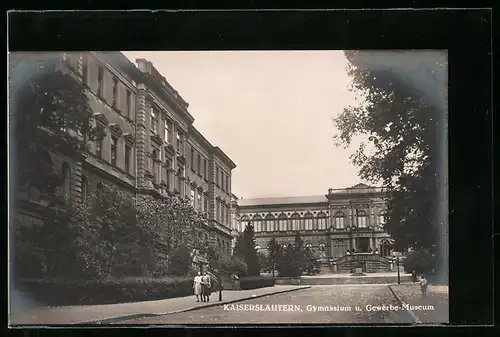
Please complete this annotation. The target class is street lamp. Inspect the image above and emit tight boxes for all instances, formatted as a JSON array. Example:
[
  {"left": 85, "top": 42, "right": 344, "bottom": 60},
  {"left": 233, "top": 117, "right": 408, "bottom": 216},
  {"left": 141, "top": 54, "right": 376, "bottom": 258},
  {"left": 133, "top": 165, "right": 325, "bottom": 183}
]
[{"left": 393, "top": 251, "right": 400, "bottom": 284}]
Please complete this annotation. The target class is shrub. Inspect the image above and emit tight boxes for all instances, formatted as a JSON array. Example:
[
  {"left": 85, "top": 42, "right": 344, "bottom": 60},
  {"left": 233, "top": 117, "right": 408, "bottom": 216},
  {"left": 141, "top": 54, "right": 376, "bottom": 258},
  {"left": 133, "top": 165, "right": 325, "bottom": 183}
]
[
  {"left": 403, "top": 248, "right": 436, "bottom": 274},
  {"left": 16, "top": 276, "right": 194, "bottom": 306},
  {"left": 219, "top": 255, "right": 248, "bottom": 277},
  {"left": 239, "top": 275, "right": 275, "bottom": 290}
]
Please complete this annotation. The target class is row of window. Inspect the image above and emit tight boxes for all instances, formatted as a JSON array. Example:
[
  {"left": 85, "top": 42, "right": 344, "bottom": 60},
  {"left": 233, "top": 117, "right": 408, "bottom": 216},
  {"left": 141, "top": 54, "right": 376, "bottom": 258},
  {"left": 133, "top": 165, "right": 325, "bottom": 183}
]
[
  {"left": 215, "top": 198, "right": 231, "bottom": 226},
  {"left": 215, "top": 166, "right": 230, "bottom": 193},
  {"left": 188, "top": 145, "right": 209, "bottom": 181},
  {"left": 151, "top": 106, "right": 185, "bottom": 153},
  {"left": 189, "top": 185, "right": 209, "bottom": 213},
  {"left": 95, "top": 134, "right": 133, "bottom": 174},
  {"left": 239, "top": 211, "right": 387, "bottom": 233},
  {"left": 83, "top": 59, "right": 134, "bottom": 120}
]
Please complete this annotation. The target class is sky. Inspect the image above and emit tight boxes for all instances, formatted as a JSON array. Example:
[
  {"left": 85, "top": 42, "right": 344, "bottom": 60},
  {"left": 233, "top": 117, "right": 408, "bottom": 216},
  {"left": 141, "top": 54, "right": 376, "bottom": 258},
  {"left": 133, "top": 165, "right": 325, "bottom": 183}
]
[{"left": 123, "top": 51, "right": 363, "bottom": 199}]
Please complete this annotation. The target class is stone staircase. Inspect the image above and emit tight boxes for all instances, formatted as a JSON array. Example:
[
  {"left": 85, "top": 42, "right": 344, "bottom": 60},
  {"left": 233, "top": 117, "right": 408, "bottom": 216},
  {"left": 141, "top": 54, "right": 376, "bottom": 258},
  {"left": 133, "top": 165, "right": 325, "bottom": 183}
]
[{"left": 335, "top": 254, "right": 392, "bottom": 274}]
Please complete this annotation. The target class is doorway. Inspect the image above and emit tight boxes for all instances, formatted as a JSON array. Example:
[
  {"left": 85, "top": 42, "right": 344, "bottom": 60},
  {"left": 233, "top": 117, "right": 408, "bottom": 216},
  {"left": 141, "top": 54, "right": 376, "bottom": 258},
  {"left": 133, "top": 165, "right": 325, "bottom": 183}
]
[{"left": 357, "top": 237, "right": 370, "bottom": 253}]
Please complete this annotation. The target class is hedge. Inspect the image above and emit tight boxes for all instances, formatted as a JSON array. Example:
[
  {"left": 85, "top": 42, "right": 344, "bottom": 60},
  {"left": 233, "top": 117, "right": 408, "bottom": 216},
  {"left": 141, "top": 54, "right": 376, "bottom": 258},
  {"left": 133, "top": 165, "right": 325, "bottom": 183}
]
[
  {"left": 239, "top": 275, "right": 275, "bottom": 290},
  {"left": 16, "top": 276, "right": 194, "bottom": 306}
]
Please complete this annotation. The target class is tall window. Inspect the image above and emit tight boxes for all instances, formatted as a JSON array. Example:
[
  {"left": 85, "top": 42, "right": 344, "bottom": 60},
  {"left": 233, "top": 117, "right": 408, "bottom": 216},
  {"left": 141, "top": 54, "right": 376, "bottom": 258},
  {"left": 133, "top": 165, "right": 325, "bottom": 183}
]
[
  {"left": 176, "top": 168, "right": 183, "bottom": 192},
  {"left": 253, "top": 215, "right": 262, "bottom": 232},
  {"left": 62, "top": 163, "right": 71, "bottom": 202},
  {"left": 203, "top": 194, "right": 208, "bottom": 213},
  {"left": 226, "top": 176, "right": 229, "bottom": 192},
  {"left": 278, "top": 214, "right": 288, "bottom": 232},
  {"left": 176, "top": 130, "right": 183, "bottom": 152},
  {"left": 216, "top": 167, "right": 220, "bottom": 186},
  {"left": 304, "top": 212, "right": 314, "bottom": 231},
  {"left": 203, "top": 159, "right": 207, "bottom": 179},
  {"left": 197, "top": 192, "right": 202, "bottom": 210},
  {"left": 126, "top": 90, "right": 132, "bottom": 118},
  {"left": 81, "top": 175, "right": 88, "bottom": 203},
  {"left": 124, "top": 144, "right": 131, "bottom": 173},
  {"left": 190, "top": 186, "right": 195, "bottom": 207},
  {"left": 110, "top": 136, "right": 118, "bottom": 166},
  {"left": 152, "top": 150, "right": 158, "bottom": 183},
  {"left": 112, "top": 77, "right": 118, "bottom": 107},
  {"left": 226, "top": 205, "right": 230, "bottom": 225},
  {"left": 221, "top": 204, "right": 225, "bottom": 225},
  {"left": 150, "top": 108, "right": 157, "bottom": 133},
  {"left": 216, "top": 200, "right": 221, "bottom": 222},
  {"left": 165, "top": 158, "right": 171, "bottom": 186},
  {"left": 97, "top": 66, "right": 103, "bottom": 97},
  {"left": 265, "top": 214, "right": 275, "bottom": 232},
  {"left": 334, "top": 211, "right": 345, "bottom": 229},
  {"left": 291, "top": 213, "right": 301, "bottom": 231},
  {"left": 221, "top": 173, "right": 225, "bottom": 191},
  {"left": 317, "top": 212, "right": 327, "bottom": 230},
  {"left": 197, "top": 154, "right": 201, "bottom": 174},
  {"left": 96, "top": 136, "right": 103, "bottom": 158},
  {"left": 379, "top": 211, "right": 387, "bottom": 227},
  {"left": 190, "top": 147, "right": 195, "bottom": 169},
  {"left": 164, "top": 119, "right": 172, "bottom": 143},
  {"left": 357, "top": 210, "right": 367, "bottom": 228}
]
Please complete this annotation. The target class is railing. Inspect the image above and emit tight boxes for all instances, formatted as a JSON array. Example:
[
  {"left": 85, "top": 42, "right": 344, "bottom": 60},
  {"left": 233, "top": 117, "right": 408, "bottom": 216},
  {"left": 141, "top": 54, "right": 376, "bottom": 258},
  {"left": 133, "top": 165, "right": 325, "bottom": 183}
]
[{"left": 335, "top": 253, "right": 392, "bottom": 266}]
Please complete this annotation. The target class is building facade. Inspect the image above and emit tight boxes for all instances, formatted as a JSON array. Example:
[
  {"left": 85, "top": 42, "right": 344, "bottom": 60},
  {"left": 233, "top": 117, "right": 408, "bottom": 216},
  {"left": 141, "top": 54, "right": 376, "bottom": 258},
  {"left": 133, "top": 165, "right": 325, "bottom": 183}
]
[
  {"left": 11, "top": 52, "right": 236, "bottom": 256},
  {"left": 232, "top": 184, "right": 393, "bottom": 263}
]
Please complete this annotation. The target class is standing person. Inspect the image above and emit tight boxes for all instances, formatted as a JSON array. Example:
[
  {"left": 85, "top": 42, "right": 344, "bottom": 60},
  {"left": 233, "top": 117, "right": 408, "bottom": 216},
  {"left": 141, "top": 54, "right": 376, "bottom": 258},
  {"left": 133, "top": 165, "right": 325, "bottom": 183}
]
[
  {"left": 193, "top": 271, "right": 202, "bottom": 302},
  {"left": 412, "top": 269, "right": 417, "bottom": 283},
  {"left": 419, "top": 274, "right": 428, "bottom": 297},
  {"left": 202, "top": 271, "right": 212, "bottom": 302}
]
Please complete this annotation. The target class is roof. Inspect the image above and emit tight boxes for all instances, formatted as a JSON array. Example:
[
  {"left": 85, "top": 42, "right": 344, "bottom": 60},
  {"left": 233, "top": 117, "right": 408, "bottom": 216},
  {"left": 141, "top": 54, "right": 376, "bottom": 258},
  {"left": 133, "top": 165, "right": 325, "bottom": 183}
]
[{"left": 237, "top": 195, "right": 328, "bottom": 207}]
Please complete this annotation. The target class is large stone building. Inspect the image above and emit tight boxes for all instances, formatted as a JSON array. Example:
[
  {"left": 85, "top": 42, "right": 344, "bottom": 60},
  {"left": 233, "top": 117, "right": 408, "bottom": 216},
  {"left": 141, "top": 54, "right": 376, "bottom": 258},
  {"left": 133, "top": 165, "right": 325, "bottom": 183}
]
[
  {"left": 11, "top": 52, "right": 236, "bottom": 257},
  {"left": 232, "top": 184, "right": 394, "bottom": 273}
]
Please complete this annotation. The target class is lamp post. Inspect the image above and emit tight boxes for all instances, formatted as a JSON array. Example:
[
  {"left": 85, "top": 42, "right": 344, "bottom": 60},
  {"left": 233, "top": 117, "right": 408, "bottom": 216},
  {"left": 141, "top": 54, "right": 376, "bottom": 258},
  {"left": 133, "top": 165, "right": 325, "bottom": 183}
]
[{"left": 218, "top": 274, "right": 222, "bottom": 301}]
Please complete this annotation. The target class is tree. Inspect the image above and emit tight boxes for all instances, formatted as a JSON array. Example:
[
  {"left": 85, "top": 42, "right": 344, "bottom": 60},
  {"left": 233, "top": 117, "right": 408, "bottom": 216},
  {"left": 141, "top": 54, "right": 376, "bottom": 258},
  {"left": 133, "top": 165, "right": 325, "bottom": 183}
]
[
  {"left": 168, "top": 245, "right": 192, "bottom": 276},
  {"left": 233, "top": 225, "right": 260, "bottom": 276},
  {"left": 303, "top": 249, "right": 321, "bottom": 275},
  {"left": 267, "top": 237, "right": 282, "bottom": 277},
  {"left": 10, "top": 54, "right": 95, "bottom": 199},
  {"left": 333, "top": 51, "right": 444, "bottom": 262},
  {"left": 219, "top": 254, "right": 248, "bottom": 277}
]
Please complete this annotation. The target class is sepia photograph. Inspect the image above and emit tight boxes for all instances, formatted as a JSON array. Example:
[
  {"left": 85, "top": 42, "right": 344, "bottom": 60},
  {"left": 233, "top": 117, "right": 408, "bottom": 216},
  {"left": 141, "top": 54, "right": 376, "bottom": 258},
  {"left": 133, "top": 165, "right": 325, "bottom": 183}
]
[{"left": 8, "top": 49, "right": 449, "bottom": 326}]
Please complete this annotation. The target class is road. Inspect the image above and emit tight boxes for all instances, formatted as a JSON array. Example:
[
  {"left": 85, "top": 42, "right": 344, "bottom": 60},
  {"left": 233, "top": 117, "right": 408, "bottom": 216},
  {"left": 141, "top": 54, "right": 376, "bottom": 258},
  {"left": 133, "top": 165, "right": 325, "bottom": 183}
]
[{"left": 121, "top": 285, "right": 415, "bottom": 325}]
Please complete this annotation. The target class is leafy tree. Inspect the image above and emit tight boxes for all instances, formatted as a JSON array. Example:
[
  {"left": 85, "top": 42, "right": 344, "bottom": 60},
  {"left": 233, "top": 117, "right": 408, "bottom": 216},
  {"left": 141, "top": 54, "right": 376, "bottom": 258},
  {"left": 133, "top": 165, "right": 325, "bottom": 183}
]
[
  {"left": 233, "top": 225, "right": 260, "bottom": 276},
  {"left": 257, "top": 252, "right": 268, "bottom": 272},
  {"left": 303, "top": 249, "right": 321, "bottom": 275},
  {"left": 10, "top": 54, "right": 95, "bottom": 199},
  {"left": 267, "top": 237, "right": 282, "bottom": 276},
  {"left": 168, "top": 245, "right": 192, "bottom": 276},
  {"left": 333, "top": 51, "right": 444, "bottom": 261},
  {"left": 219, "top": 254, "right": 247, "bottom": 277},
  {"left": 403, "top": 248, "right": 436, "bottom": 275}
]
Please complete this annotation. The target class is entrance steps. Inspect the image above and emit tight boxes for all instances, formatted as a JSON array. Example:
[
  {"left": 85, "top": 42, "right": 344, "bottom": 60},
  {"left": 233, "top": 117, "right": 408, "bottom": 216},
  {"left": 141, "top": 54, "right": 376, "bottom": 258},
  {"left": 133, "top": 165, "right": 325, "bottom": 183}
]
[{"left": 300, "top": 274, "right": 413, "bottom": 285}]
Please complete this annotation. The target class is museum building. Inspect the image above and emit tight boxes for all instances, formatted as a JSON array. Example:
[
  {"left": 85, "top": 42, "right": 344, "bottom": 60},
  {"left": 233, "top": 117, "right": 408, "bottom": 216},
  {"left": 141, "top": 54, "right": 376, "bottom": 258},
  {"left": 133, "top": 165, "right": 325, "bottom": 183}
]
[{"left": 231, "top": 184, "right": 395, "bottom": 273}]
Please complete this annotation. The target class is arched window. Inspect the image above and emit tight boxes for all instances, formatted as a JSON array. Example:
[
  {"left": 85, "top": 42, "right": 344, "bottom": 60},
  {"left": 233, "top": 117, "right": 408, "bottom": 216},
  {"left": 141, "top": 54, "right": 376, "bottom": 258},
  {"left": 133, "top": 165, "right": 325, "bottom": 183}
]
[
  {"left": 261, "top": 215, "right": 267, "bottom": 232},
  {"left": 305, "top": 243, "right": 313, "bottom": 251},
  {"left": 253, "top": 214, "right": 263, "bottom": 233},
  {"left": 291, "top": 213, "right": 301, "bottom": 231},
  {"left": 317, "top": 212, "right": 327, "bottom": 230},
  {"left": 282, "top": 243, "right": 287, "bottom": 250},
  {"left": 379, "top": 210, "right": 387, "bottom": 227},
  {"left": 278, "top": 213, "right": 288, "bottom": 232},
  {"left": 334, "top": 211, "right": 345, "bottom": 229},
  {"left": 81, "top": 175, "right": 88, "bottom": 203},
  {"left": 357, "top": 210, "right": 367, "bottom": 228},
  {"left": 319, "top": 243, "right": 326, "bottom": 252},
  {"left": 255, "top": 245, "right": 261, "bottom": 250},
  {"left": 265, "top": 214, "right": 276, "bottom": 232},
  {"left": 62, "top": 163, "right": 71, "bottom": 202},
  {"left": 304, "top": 212, "right": 314, "bottom": 231},
  {"left": 240, "top": 215, "right": 249, "bottom": 232}
]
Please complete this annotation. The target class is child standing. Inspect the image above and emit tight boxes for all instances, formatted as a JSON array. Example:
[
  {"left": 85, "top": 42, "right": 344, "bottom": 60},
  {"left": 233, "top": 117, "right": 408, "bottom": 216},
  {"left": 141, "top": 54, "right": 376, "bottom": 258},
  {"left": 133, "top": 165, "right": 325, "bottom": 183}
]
[{"left": 419, "top": 275, "right": 428, "bottom": 297}]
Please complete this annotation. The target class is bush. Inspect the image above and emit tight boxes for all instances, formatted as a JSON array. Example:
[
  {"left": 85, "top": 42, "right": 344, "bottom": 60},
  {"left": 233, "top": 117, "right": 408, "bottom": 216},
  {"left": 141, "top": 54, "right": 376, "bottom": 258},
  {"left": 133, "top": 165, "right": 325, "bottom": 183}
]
[
  {"left": 16, "top": 276, "right": 194, "bottom": 306},
  {"left": 219, "top": 255, "right": 248, "bottom": 277},
  {"left": 239, "top": 275, "right": 275, "bottom": 290},
  {"left": 403, "top": 248, "right": 436, "bottom": 274}
]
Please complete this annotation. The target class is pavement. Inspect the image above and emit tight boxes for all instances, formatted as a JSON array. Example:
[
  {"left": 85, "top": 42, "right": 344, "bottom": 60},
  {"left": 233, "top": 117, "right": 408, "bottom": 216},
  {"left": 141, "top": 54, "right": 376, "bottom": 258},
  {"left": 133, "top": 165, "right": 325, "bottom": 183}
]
[
  {"left": 301, "top": 272, "right": 412, "bottom": 279},
  {"left": 388, "top": 284, "right": 449, "bottom": 324},
  {"left": 120, "top": 284, "right": 417, "bottom": 325},
  {"left": 9, "top": 285, "right": 310, "bottom": 326}
]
